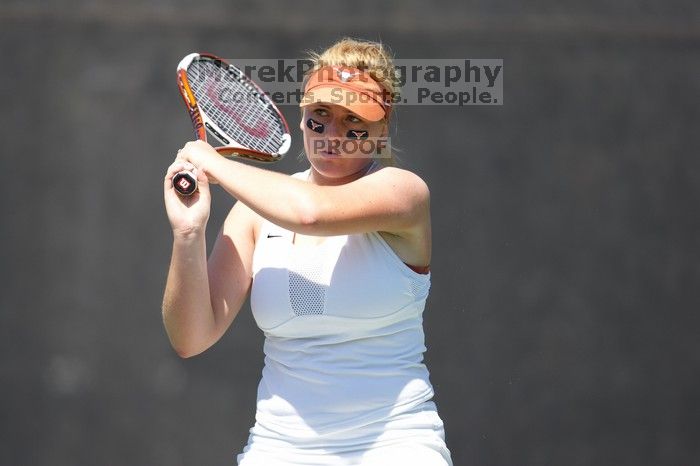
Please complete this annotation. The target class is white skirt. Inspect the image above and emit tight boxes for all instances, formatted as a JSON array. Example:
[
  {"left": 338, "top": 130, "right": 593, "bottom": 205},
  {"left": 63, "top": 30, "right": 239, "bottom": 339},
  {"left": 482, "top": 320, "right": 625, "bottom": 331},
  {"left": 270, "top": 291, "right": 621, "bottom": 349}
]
[{"left": 236, "top": 401, "right": 453, "bottom": 466}]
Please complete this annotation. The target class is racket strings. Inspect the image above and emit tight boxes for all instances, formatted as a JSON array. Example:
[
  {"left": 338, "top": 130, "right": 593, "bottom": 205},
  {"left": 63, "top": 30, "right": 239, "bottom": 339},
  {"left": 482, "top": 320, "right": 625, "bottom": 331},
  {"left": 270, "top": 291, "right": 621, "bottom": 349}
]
[{"left": 188, "top": 60, "right": 285, "bottom": 154}]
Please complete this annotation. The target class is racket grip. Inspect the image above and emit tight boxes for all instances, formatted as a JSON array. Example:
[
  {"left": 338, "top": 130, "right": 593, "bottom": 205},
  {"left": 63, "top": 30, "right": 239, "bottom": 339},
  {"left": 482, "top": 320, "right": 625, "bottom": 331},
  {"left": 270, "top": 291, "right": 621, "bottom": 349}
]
[{"left": 173, "top": 171, "right": 197, "bottom": 196}]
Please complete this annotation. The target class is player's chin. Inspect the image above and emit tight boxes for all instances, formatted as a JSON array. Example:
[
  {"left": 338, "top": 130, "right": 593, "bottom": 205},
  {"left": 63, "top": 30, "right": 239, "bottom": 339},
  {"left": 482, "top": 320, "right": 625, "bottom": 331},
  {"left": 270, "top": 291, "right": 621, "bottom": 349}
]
[
  {"left": 310, "top": 155, "right": 373, "bottom": 177},
  {"left": 311, "top": 149, "right": 372, "bottom": 161}
]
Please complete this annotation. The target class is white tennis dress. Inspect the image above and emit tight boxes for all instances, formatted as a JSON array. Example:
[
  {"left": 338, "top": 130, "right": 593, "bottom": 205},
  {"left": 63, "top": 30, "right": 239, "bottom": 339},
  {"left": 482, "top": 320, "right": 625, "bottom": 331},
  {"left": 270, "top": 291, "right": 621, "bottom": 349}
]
[{"left": 237, "top": 166, "right": 452, "bottom": 465}]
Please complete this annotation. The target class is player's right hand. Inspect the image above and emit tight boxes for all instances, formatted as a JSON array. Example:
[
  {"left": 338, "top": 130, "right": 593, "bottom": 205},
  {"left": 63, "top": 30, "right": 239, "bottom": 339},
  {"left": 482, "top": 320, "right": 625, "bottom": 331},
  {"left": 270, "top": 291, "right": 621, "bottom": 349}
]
[{"left": 164, "top": 159, "right": 211, "bottom": 238}]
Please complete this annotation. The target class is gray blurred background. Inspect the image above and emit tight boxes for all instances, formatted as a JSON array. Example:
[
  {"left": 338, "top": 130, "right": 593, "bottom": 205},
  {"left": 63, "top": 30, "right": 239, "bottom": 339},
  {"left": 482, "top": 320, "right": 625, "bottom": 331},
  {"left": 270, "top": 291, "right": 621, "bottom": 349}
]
[{"left": 1, "top": 1, "right": 699, "bottom": 465}]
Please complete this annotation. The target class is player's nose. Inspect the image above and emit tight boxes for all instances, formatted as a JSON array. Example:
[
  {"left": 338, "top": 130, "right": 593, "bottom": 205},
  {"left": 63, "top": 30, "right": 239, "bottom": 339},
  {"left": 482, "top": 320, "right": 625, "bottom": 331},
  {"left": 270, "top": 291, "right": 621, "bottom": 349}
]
[{"left": 324, "top": 119, "right": 343, "bottom": 138}]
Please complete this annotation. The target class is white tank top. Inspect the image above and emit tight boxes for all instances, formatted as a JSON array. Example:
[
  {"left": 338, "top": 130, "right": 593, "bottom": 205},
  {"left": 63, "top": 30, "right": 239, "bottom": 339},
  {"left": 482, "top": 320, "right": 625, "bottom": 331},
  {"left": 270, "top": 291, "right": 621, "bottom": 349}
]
[{"left": 249, "top": 166, "right": 436, "bottom": 441}]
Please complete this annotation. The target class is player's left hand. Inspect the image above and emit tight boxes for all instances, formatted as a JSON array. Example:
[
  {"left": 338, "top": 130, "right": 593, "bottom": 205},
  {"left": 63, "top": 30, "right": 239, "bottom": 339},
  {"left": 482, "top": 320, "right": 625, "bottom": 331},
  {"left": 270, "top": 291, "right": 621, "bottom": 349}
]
[{"left": 176, "top": 140, "right": 221, "bottom": 184}]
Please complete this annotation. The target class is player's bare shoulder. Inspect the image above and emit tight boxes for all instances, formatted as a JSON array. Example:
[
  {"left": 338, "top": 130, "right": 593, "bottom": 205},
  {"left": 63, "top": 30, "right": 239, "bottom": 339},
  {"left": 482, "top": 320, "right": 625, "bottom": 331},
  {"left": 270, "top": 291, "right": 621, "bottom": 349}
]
[
  {"left": 372, "top": 166, "right": 432, "bottom": 266},
  {"left": 370, "top": 166, "right": 431, "bottom": 210}
]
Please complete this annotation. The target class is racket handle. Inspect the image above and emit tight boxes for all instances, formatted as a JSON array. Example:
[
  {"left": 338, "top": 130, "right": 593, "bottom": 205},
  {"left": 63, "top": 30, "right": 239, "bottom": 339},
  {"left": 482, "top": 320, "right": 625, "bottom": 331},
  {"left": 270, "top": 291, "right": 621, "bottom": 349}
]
[{"left": 173, "top": 171, "right": 197, "bottom": 196}]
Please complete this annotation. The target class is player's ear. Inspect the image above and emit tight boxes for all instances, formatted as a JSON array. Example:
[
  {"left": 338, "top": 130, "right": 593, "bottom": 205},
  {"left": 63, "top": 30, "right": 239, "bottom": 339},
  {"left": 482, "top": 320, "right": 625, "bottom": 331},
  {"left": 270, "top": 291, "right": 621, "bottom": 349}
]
[
  {"left": 379, "top": 120, "right": 388, "bottom": 137},
  {"left": 299, "top": 108, "right": 306, "bottom": 131}
]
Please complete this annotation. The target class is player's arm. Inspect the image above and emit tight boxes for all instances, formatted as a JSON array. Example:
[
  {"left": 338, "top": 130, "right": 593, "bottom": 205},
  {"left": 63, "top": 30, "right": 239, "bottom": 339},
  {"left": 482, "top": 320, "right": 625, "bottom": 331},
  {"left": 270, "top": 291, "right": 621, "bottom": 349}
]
[
  {"left": 177, "top": 141, "right": 430, "bottom": 238},
  {"left": 162, "top": 200, "right": 256, "bottom": 358},
  {"left": 297, "top": 167, "right": 430, "bottom": 238},
  {"left": 219, "top": 163, "right": 429, "bottom": 238}
]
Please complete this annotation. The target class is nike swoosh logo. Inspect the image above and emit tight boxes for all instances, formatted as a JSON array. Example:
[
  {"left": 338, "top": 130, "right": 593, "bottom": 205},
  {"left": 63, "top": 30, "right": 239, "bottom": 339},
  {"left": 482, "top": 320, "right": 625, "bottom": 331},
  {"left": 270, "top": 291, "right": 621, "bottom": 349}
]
[{"left": 267, "top": 234, "right": 283, "bottom": 238}]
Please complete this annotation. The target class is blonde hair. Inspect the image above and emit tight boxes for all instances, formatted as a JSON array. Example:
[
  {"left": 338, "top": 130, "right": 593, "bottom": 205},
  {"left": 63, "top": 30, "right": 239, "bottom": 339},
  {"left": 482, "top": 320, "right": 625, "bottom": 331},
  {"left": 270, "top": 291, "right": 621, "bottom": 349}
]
[{"left": 301, "top": 38, "right": 401, "bottom": 167}]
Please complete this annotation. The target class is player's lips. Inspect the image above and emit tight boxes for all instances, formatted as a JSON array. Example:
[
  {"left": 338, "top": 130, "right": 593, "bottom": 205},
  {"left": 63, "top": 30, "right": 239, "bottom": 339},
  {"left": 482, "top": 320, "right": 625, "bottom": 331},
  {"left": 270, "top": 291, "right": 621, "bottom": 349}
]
[{"left": 319, "top": 148, "right": 340, "bottom": 157}]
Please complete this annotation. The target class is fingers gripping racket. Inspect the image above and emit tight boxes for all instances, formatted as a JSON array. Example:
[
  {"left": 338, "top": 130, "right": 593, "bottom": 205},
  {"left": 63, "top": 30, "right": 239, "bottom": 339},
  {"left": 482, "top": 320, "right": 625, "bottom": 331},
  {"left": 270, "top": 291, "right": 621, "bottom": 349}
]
[{"left": 173, "top": 53, "right": 291, "bottom": 196}]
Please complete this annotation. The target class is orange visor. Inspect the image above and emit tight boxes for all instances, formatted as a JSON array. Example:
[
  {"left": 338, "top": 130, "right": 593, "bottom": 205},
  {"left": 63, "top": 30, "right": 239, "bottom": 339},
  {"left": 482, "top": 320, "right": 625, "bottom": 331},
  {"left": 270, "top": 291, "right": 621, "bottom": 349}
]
[{"left": 300, "top": 66, "right": 392, "bottom": 122}]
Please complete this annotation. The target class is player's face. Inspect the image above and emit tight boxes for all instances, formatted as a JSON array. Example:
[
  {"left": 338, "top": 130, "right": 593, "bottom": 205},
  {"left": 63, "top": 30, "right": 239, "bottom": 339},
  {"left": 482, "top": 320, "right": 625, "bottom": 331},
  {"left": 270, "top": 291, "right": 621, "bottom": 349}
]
[{"left": 300, "top": 103, "right": 387, "bottom": 184}]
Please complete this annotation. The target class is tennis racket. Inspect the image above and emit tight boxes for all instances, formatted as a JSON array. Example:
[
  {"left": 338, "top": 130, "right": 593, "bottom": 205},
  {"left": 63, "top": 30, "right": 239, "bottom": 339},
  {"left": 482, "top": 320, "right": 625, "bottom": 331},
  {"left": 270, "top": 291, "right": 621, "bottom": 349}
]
[{"left": 173, "top": 52, "right": 291, "bottom": 196}]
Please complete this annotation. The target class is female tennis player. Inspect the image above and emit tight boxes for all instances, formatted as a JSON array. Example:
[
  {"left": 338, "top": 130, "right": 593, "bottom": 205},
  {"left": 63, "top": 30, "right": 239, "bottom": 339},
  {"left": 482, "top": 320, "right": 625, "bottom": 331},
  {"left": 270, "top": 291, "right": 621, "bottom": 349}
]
[{"left": 162, "top": 38, "right": 453, "bottom": 465}]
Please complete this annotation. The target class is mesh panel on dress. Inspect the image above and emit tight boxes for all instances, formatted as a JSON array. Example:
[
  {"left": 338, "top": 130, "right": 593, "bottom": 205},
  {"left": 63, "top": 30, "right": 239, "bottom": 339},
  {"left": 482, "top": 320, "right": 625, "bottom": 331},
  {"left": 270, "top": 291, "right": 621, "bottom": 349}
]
[
  {"left": 288, "top": 258, "right": 326, "bottom": 316},
  {"left": 410, "top": 277, "right": 430, "bottom": 298}
]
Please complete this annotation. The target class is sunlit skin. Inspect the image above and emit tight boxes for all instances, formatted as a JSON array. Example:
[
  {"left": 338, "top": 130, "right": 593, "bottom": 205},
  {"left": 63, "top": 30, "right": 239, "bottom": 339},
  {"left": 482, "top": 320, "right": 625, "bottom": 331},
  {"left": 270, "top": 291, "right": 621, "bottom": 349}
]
[{"left": 300, "top": 103, "right": 388, "bottom": 186}]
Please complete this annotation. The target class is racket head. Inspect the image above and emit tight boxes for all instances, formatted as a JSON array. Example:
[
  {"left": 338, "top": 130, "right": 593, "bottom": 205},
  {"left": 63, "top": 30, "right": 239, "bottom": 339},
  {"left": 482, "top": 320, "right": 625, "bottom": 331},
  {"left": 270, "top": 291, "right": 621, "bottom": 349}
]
[{"left": 176, "top": 53, "right": 291, "bottom": 163}]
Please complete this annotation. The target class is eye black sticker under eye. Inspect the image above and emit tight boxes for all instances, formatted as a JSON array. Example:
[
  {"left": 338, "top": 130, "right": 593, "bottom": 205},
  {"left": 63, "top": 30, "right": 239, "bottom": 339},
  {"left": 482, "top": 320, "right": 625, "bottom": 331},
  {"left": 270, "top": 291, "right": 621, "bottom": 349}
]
[
  {"left": 346, "top": 129, "right": 369, "bottom": 140},
  {"left": 306, "top": 118, "right": 324, "bottom": 133}
]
